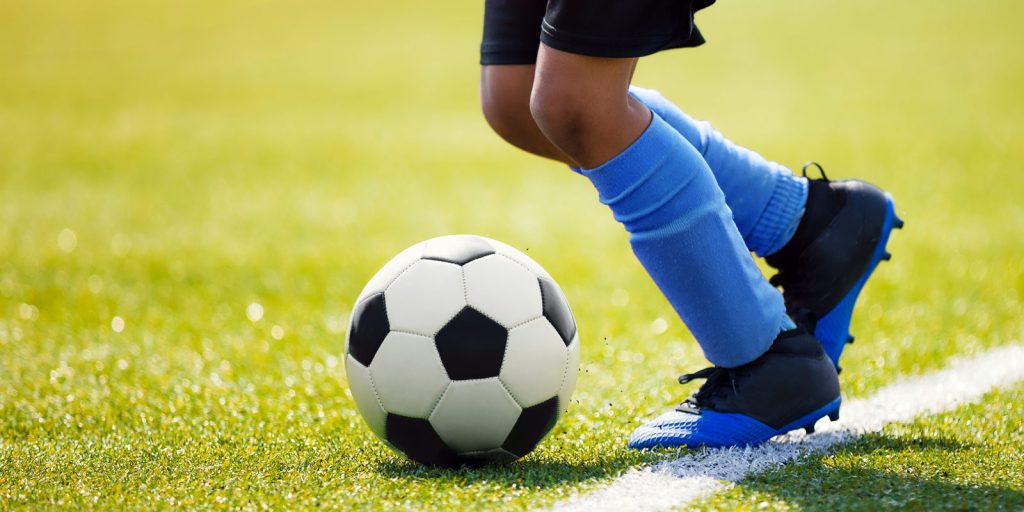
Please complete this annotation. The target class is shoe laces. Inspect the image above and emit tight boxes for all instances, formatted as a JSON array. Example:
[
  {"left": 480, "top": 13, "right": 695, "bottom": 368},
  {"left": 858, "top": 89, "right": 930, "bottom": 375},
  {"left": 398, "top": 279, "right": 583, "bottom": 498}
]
[
  {"left": 801, "top": 161, "right": 829, "bottom": 181},
  {"left": 674, "top": 366, "right": 739, "bottom": 413}
]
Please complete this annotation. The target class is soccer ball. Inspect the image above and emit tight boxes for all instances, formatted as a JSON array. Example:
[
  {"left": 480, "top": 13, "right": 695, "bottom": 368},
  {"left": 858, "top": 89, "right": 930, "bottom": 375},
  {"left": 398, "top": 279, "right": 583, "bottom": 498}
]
[{"left": 345, "top": 234, "right": 580, "bottom": 467}]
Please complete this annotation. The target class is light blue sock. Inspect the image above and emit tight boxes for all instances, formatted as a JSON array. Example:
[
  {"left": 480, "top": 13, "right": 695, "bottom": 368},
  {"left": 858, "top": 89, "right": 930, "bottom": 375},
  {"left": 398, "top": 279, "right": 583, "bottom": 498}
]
[
  {"left": 583, "top": 113, "right": 791, "bottom": 368},
  {"left": 629, "top": 87, "right": 807, "bottom": 257}
]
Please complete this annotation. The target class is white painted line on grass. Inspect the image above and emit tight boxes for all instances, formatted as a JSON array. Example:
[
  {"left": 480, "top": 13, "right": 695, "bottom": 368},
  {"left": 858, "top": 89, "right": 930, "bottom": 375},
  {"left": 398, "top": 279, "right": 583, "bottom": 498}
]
[{"left": 549, "top": 344, "right": 1024, "bottom": 512}]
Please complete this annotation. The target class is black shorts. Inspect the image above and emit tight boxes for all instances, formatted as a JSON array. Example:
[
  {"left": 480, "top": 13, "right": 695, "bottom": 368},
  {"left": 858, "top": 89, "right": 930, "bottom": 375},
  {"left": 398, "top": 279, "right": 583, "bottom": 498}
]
[{"left": 481, "top": 0, "right": 715, "bottom": 65}]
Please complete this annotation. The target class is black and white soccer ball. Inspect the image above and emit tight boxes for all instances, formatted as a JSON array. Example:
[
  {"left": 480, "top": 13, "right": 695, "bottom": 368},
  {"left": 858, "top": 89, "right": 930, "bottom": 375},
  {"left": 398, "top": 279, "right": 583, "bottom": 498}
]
[{"left": 345, "top": 234, "right": 580, "bottom": 467}]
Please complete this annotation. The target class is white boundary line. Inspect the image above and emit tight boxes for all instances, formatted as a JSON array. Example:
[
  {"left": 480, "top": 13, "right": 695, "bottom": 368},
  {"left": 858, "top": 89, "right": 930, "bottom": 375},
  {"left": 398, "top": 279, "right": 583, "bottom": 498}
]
[{"left": 548, "top": 344, "right": 1024, "bottom": 512}]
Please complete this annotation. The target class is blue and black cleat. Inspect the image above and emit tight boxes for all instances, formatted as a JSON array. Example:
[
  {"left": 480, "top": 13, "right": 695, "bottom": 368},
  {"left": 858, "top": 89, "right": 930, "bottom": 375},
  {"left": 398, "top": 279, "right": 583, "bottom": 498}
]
[
  {"left": 629, "top": 328, "right": 841, "bottom": 450},
  {"left": 765, "top": 163, "right": 904, "bottom": 370}
]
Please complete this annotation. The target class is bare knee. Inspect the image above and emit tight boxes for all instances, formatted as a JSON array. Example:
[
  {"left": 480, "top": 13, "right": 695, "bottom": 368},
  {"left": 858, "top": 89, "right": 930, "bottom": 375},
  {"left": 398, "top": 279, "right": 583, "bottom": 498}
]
[
  {"left": 480, "top": 65, "right": 571, "bottom": 162},
  {"left": 480, "top": 82, "right": 533, "bottom": 147},
  {"left": 529, "top": 83, "right": 596, "bottom": 160},
  {"left": 528, "top": 47, "right": 650, "bottom": 167}
]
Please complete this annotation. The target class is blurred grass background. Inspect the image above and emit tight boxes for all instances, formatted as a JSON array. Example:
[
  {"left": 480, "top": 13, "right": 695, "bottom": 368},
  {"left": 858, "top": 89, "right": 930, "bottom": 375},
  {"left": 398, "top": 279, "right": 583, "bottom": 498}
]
[{"left": 1, "top": 0, "right": 1022, "bottom": 509}]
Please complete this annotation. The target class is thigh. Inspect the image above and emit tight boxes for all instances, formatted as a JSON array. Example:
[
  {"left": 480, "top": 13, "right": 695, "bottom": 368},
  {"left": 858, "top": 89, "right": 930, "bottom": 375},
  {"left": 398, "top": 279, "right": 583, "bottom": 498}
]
[
  {"left": 481, "top": 0, "right": 547, "bottom": 65},
  {"left": 542, "top": 0, "right": 714, "bottom": 59}
]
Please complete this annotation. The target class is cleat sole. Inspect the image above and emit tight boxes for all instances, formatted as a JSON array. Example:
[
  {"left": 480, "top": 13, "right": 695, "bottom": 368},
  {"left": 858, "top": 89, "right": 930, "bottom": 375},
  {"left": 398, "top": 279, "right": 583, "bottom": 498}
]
[{"left": 777, "top": 397, "right": 842, "bottom": 439}]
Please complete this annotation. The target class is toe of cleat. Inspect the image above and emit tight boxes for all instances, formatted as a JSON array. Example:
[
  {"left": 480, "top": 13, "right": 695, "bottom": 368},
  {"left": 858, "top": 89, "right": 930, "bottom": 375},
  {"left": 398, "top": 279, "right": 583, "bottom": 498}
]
[{"left": 629, "top": 398, "right": 843, "bottom": 450}]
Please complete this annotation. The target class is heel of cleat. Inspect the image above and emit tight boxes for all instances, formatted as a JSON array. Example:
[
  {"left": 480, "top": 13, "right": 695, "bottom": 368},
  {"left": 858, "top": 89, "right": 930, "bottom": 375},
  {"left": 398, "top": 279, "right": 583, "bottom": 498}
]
[{"left": 814, "top": 194, "right": 902, "bottom": 368}]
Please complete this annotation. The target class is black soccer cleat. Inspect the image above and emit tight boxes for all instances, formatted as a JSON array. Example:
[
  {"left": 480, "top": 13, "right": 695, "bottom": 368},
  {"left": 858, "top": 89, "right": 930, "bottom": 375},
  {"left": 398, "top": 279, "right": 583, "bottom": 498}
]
[
  {"left": 765, "top": 163, "right": 903, "bottom": 367},
  {"left": 629, "top": 328, "right": 841, "bottom": 449}
]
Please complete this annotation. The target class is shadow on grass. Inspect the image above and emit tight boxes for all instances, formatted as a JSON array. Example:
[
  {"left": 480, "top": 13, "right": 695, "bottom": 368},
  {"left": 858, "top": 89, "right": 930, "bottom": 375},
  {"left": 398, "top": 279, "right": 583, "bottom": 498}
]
[
  {"left": 375, "top": 451, "right": 653, "bottom": 489},
  {"left": 737, "top": 433, "right": 1024, "bottom": 510}
]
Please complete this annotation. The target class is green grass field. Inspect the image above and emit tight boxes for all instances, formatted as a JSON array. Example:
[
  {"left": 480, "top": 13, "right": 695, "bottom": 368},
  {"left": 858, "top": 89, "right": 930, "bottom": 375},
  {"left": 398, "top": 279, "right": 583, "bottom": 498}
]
[{"left": 2, "top": 0, "right": 1023, "bottom": 509}]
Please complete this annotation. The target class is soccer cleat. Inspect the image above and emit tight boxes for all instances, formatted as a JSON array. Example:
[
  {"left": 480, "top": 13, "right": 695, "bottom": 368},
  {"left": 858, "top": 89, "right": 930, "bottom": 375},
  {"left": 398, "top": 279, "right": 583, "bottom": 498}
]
[
  {"left": 628, "top": 329, "right": 841, "bottom": 450},
  {"left": 765, "top": 163, "right": 903, "bottom": 367}
]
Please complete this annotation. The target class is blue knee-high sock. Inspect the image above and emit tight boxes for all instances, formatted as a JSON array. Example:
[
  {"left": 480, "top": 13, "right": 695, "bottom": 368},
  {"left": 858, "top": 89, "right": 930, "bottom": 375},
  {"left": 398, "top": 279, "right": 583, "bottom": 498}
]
[
  {"left": 629, "top": 86, "right": 807, "bottom": 257},
  {"left": 583, "top": 114, "right": 792, "bottom": 368}
]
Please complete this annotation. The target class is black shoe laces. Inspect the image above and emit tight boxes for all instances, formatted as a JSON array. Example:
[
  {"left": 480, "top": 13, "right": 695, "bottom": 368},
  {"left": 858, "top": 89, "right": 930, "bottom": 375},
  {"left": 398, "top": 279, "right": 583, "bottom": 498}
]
[
  {"left": 801, "top": 161, "right": 829, "bottom": 181},
  {"left": 674, "top": 366, "right": 739, "bottom": 413}
]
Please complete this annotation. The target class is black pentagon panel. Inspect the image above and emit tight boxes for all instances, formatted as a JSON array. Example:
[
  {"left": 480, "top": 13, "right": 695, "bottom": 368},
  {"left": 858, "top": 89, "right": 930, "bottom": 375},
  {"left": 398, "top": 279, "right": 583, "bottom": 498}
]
[
  {"left": 435, "top": 307, "right": 508, "bottom": 380},
  {"left": 422, "top": 235, "right": 495, "bottom": 265},
  {"left": 348, "top": 293, "right": 390, "bottom": 366},
  {"left": 502, "top": 396, "right": 560, "bottom": 457},
  {"left": 539, "top": 277, "right": 576, "bottom": 345},
  {"left": 385, "top": 414, "right": 472, "bottom": 468}
]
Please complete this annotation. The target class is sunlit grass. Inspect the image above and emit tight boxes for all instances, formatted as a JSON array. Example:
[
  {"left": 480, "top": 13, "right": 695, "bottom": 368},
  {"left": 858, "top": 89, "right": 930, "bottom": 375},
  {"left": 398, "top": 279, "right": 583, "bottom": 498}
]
[
  {"left": 1, "top": 0, "right": 1022, "bottom": 509},
  {"left": 697, "top": 385, "right": 1024, "bottom": 511}
]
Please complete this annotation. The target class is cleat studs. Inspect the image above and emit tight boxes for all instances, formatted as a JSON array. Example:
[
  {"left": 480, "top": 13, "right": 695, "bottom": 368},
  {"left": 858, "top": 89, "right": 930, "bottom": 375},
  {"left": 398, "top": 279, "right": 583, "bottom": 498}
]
[
  {"left": 894, "top": 217, "right": 905, "bottom": 229},
  {"left": 836, "top": 365, "right": 843, "bottom": 375},
  {"left": 881, "top": 252, "right": 892, "bottom": 261},
  {"left": 804, "top": 424, "right": 816, "bottom": 434},
  {"left": 846, "top": 335, "right": 855, "bottom": 344},
  {"left": 828, "top": 411, "right": 840, "bottom": 422}
]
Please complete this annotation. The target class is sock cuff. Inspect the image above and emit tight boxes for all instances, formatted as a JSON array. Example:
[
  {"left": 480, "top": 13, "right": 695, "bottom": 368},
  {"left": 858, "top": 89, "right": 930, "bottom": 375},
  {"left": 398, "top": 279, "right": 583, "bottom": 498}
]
[
  {"left": 582, "top": 114, "right": 715, "bottom": 234},
  {"left": 747, "top": 171, "right": 808, "bottom": 257},
  {"left": 581, "top": 114, "right": 673, "bottom": 203}
]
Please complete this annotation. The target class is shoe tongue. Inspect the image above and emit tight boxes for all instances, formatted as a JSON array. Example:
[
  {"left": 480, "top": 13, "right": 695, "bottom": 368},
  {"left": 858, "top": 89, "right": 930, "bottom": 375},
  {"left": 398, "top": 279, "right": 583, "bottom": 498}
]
[{"left": 766, "top": 179, "right": 846, "bottom": 268}]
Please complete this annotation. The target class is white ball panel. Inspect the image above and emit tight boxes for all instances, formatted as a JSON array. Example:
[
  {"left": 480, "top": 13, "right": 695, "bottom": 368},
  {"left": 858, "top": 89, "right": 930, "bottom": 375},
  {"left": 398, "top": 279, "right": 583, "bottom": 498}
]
[
  {"left": 384, "top": 259, "right": 467, "bottom": 336},
  {"left": 484, "top": 237, "right": 553, "bottom": 280},
  {"left": 345, "top": 355, "right": 387, "bottom": 438},
  {"left": 463, "top": 254, "right": 543, "bottom": 328},
  {"left": 500, "top": 318, "right": 568, "bottom": 408},
  {"left": 558, "top": 333, "right": 581, "bottom": 414},
  {"left": 429, "top": 378, "right": 522, "bottom": 453},
  {"left": 369, "top": 332, "right": 451, "bottom": 418},
  {"left": 357, "top": 241, "right": 426, "bottom": 303}
]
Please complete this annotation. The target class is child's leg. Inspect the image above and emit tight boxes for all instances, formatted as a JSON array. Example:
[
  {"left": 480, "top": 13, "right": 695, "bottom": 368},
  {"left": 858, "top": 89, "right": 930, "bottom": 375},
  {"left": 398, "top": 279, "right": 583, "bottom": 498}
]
[
  {"left": 485, "top": 71, "right": 901, "bottom": 369},
  {"left": 629, "top": 87, "right": 807, "bottom": 258},
  {"left": 481, "top": 65, "right": 575, "bottom": 165},
  {"left": 482, "top": 69, "right": 806, "bottom": 258},
  {"left": 479, "top": 0, "right": 845, "bottom": 448},
  {"left": 530, "top": 45, "right": 788, "bottom": 367}
]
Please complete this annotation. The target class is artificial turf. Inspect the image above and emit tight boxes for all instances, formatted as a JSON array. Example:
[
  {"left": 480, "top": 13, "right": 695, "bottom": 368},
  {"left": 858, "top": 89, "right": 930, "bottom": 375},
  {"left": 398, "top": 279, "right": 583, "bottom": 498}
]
[{"left": 1, "top": 0, "right": 1022, "bottom": 509}]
